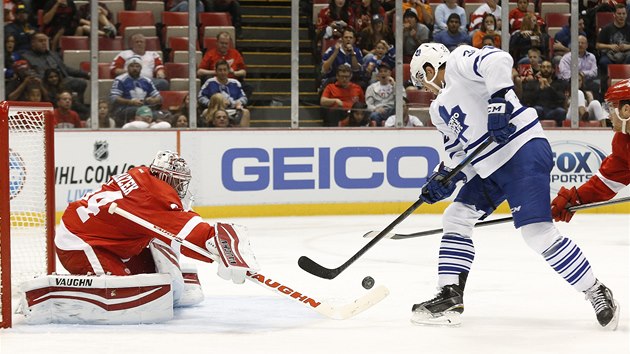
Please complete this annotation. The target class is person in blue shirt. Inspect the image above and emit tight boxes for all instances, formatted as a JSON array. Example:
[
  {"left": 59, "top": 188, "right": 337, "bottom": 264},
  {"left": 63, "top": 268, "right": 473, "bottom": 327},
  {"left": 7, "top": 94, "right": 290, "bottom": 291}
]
[{"left": 433, "top": 13, "right": 471, "bottom": 51}]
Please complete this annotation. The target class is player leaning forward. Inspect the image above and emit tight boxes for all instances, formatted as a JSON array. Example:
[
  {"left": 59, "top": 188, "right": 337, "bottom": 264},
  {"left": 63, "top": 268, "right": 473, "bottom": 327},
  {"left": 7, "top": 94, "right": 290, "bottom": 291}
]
[
  {"left": 408, "top": 43, "right": 619, "bottom": 329},
  {"left": 21, "top": 151, "right": 259, "bottom": 324}
]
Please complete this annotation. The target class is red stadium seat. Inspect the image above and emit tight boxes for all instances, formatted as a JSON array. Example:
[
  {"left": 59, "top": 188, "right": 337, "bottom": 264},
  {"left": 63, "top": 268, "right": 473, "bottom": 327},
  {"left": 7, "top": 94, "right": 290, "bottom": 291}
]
[
  {"left": 98, "top": 36, "right": 124, "bottom": 50},
  {"left": 144, "top": 36, "right": 162, "bottom": 51},
  {"left": 198, "top": 12, "right": 232, "bottom": 27},
  {"left": 406, "top": 90, "right": 436, "bottom": 107},
  {"left": 80, "top": 62, "right": 113, "bottom": 79},
  {"left": 607, "top": 64, "right": 630, "bottom": 87},
  {"left": 118, "top": 11, "right": 155, "bottom": 36},
  {"left": 160, "top": 90, "right": 188, "bottom": 111},
  {"left": 164, "top": 62, "right": 189, "bottom": 79},
  {"left": 544, "top": 12, "right": 569, "bottom": 27},
  {"left": 59, "top": 36, "right": 89, "bottom": 52},
  {"left": 596, "top": 12, "right": 614, "bottom": 33}
]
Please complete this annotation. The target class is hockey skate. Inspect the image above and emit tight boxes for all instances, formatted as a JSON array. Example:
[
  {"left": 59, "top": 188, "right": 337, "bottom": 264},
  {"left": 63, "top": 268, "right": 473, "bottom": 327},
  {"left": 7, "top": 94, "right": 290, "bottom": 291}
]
[
  {"left": 411, "top": 284, "right": 464, "bottom": 327},
  {"left": 584, "top": 280, "right": 620, "bottom": 330}
]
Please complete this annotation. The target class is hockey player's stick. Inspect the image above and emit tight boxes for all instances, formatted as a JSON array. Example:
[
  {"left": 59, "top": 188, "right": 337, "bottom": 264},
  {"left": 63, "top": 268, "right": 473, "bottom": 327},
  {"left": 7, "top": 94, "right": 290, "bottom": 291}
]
[
  {"left": 107, "top": 203, "right": 389, "bottom": 320},
  {"left": 362, "top": 196, "right": 630, "bottom": 240},
  {"left": 298, "top": 138, "right": 494, "bottom": 280}
]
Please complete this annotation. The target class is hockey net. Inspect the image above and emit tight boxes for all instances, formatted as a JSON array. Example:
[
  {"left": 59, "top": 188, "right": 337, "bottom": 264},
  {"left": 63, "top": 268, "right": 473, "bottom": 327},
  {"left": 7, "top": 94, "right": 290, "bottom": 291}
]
[{"left": 0, "top": 101, "right": 55, "bottom": 328}]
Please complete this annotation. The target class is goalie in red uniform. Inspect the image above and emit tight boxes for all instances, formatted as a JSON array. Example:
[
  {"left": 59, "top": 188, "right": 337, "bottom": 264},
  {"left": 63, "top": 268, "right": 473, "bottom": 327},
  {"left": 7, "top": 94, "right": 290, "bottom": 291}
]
[
  {"left": 53, "top": 150, "right": 259, "bottom": 311},
  {"left": 552, "top": 78, "right": 630, "bottom": 222}
]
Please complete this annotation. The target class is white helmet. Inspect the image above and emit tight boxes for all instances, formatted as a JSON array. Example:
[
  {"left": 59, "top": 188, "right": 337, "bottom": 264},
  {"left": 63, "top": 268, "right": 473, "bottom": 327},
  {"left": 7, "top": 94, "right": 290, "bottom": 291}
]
[
  {"left": 409, "top": 43, "right": 450, "bottom": 90},
  {"left": 149, "top": 150, "right": 191, "bottom": 199}
]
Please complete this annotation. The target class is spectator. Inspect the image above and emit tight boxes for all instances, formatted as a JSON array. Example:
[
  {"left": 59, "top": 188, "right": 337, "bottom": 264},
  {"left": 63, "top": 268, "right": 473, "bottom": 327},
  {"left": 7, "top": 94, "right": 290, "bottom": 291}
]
[
  {"left": 21, "top": 33, "right": 89, "bottom": 110},
  {"left": 481, "top": 34, "right": 496, "bottom": 47},
  {"left": 558, "top": 35, "right": 601, "bottom": 100},
  {"left": 472, "top": 14, "right": 501, "bottom": 48},
  {"left": 508, "top": 0, "right": 544, "bottom": 33},
  {"left": 76, "top": 2, "right": 116, "bottom": 38},
  {"left": 512, "top": 47, "right": 542, "bottom": 98},
  {"left": 110, "top": 33, "right": 169, "bottom": 91},
  {"left": 110, "top": 56, "right": 163, "bottom": 126},
  {"left": 321, "top": 27, "right": 364, "bottom": 86},
  {"left": 42, "top": 0, "right": 81, "bottom": 52},
  {"left": 354, "top": 0, "right": 386, "bottom": 33},
  {"left": 197, "top": 31, "right": 252, "bottom": 99},
  {"left": 151, "top": 110, "right": 173, "bottom": 129},
  {"left": 365, "top": 62, "right": 395, "bottom": 126},
  {"left": 469, "top": 0, "right": 502, "bottom": 32},
  {"left": 401, "top": 0, "right": 434, "bottom": 29},
  {"left": 358, "top": 14, "right": 394, "bottom": 56},
  {"left": 174, "top": 114, "right": 189, "bottom": 128},
  {"left": 172, "top": 93, "right": 190, "bottom": 121},
  {"left": 7, "top": 60, "right": 48, "bottom": 101},
  {"left": 363, "top": 39, "right": 395, "bottom": 85},
  {"left": 566, "top": 72, "right": 608, "bottom": 126},
  {"left": 207, "top": 0, "right": 244, "bottom": 39},
  {"left": 509, "top": 12, "right": 548, "bottom": 64},
  {"left": 53, "top": 91, "right": 82, "bottom": 128},
  {"left": 596, "top": 3, "right": 630, "bottom": 94},
  {"left": 320, "top": 65, "right": 365, "bottom": 126},
  {"left": 522, "top": 60, "right": 567, "bottom": 126},
  {"left": 207, "top": 109, "right": 234, "bottom": 128},
  {"left": 4, "top": 2, "right": 35, "bottom": 53},
  {"left": 85, "top": 100, "right": 116, "bottom": 128},
  {"left": 4, "top": 34, "right": 22, "bottom": 81},
  {"left": 122, "top": 105, "right": 154, "bottom": 129},
  {"left": 433, "top": 0, "right": 466, "bottom": 35},
  {"left": 316, "top": 0, "right": 355, "bottom": 41},
  {"left": 338, "top": 101, "right": 372, "bottom": 126},
  {"left": 384, "top": 97, "right": 423, "bottom": 127},
  {"left": 201, "top": 92, "right": 228, "bottom": 127},
  {"left": 553, "top": 16, "right": 587, "bottom": 63},
  {"left": 198, "top": 60, "right": 250, "bottom": 127},
  {"left": 433, "top": 13, "right": 471, "bottom": 51},
  {"left": 402, "top": 8, "right": 430, "bottom": 58}
]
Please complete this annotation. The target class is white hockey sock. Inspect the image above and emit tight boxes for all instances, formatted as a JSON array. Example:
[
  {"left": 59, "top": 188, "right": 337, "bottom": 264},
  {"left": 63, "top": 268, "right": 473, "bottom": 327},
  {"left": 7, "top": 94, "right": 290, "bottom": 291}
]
[
  {"left": 437, "top": 233, "right": 475, "bottom": 288},
  {"left": 543, "top": 237, "right": 596, "bottom": 292}
]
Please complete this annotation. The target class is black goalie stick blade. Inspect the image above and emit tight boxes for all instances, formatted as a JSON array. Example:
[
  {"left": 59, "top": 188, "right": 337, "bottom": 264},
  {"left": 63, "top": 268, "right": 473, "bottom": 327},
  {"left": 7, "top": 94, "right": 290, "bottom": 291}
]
[{"left": 298, "top": 256, "right": 341, "bottom": 279}]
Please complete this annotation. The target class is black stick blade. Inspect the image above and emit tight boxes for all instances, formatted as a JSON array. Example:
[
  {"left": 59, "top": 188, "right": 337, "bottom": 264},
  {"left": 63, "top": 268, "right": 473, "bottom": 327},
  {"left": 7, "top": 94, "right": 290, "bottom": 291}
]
[{"left": 298, "top": 256, "right": 340, "bottom": 279}]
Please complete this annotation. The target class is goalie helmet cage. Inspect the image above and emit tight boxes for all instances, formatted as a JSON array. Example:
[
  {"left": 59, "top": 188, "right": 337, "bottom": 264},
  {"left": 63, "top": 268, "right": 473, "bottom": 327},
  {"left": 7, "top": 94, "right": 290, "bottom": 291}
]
[{"left": 0, "top": 101, "right": 55, "bottom": 328}]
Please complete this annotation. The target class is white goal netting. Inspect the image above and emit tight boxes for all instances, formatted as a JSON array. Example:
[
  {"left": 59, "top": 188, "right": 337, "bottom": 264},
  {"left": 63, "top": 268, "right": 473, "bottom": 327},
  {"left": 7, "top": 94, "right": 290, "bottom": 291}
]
[{"left": 1, "top": 103, "right": 54, "bottom": 327}]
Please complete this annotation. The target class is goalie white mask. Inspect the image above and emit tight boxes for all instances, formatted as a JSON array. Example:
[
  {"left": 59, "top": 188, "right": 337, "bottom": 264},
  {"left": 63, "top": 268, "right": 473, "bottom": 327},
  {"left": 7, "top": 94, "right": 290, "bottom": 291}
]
[
  {"left": 149, "top": 150, "right": 191, "bottom": 199},
  {"left": 409, "top": 43, "right": 450, "bottom": 92}
]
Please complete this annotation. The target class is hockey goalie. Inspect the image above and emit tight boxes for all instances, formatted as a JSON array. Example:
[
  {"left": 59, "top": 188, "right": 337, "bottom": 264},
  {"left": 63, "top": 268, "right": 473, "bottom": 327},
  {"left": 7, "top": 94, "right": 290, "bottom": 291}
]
[{"left": 19, "top": 150, "right": 259, "bottom": 324}]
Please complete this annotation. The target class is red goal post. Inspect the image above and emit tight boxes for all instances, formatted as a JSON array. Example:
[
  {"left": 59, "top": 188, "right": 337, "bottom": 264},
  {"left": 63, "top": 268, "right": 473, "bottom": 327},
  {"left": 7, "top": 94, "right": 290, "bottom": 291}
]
[{"left": 0, "top": 101, "right": 55, "bottom": 328}]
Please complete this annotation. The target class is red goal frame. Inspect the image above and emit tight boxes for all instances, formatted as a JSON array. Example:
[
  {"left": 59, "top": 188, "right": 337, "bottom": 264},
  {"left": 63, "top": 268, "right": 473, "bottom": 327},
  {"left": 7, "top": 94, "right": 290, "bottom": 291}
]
[{"left": 0, "top": 101, "right": 55, "bottom": 328}]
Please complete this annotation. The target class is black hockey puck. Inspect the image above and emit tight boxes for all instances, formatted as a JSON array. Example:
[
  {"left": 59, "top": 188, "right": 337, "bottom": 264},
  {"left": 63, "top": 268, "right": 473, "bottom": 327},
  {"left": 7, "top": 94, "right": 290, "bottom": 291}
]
[{"left": 362, "top": 276, "right": 375, "bottom": 289}]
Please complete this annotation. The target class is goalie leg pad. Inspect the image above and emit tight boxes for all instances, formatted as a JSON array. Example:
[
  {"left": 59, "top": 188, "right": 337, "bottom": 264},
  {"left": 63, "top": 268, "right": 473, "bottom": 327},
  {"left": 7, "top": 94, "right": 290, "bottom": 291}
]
[
  {"left": 149, "top": 238, "right": 186, "bottom": 307},
  {"left": 178, "top": 263, "right": 205, "bottom": 307},
  {"left": 18, "top": 274, "right": 173, "bottom": 324}
]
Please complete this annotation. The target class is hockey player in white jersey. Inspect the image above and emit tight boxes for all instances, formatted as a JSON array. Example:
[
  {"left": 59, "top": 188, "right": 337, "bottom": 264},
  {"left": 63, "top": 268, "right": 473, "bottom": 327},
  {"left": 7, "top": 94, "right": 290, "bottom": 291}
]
[{"left": 408, "top": 43, "right": 619, "bottom": 329}]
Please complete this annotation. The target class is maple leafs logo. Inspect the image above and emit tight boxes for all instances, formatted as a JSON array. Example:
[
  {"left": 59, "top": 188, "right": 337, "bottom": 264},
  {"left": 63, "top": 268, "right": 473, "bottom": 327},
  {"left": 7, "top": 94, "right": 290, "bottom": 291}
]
[{"left": 438, "top": 105, "right": 469, "bottom": 142}]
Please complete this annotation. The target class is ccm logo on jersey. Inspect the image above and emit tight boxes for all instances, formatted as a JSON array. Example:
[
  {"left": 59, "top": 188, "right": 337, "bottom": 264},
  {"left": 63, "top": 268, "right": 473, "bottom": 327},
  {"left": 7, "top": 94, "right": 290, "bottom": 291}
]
[
  {"left": 221, "top": 146, "right": 440, "bottom": 191},
  {"left": 550, "top": 141, "right": 607, "bottom": 194}
]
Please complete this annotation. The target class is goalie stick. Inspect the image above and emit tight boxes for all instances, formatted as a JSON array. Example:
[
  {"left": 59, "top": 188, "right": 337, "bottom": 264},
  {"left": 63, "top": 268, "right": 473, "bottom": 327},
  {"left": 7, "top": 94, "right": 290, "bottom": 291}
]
[
  {"left": 298, "top": 138, "right": 494, "bottom": 280},
  {"left": 107, "top": 203, "right": 388, "bottom": 320},
  {"left": 362, "top": 195, "right": 630, "bottom": 240}
]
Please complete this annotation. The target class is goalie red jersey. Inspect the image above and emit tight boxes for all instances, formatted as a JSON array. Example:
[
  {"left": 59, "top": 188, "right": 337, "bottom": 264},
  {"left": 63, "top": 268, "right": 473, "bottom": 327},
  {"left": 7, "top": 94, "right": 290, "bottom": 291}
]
[
  {"left": 577, "top": 132, "right": 630, "bottom": 203},
  {"left": 60, "top": 166, "right": 213, "bottom": 258}
]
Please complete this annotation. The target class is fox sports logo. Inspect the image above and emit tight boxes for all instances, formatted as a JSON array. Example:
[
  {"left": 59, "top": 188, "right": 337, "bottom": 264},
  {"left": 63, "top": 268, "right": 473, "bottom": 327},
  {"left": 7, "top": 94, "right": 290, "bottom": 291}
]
[
  {"left": 550, "top": 140, "right": 607, "bottom": 194},
  {"left": 8, "top": 149, "right": 26, "bottom": 200}
]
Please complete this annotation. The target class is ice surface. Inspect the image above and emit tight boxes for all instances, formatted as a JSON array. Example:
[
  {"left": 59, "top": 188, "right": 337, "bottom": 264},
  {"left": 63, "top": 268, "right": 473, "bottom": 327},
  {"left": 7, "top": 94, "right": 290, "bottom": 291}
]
[{"left": 1, "top": 214, "right": 628, "bottom": 354}]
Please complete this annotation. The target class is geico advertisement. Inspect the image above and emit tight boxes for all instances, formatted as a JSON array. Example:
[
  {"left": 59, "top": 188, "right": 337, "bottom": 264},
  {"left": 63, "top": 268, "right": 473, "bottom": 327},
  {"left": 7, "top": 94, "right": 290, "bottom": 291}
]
[
  {"left": 182, "top": 130, "right": 447, "bottom": 205},
  {"left": 54, "top": 131, "right": 177, "bottom": 211}
]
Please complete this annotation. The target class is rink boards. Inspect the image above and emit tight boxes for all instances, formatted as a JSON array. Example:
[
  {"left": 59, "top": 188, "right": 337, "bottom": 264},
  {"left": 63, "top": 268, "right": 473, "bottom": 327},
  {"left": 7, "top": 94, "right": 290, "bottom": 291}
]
[{"left": 50, "top": 128, "right": 628, "bottom": 218}]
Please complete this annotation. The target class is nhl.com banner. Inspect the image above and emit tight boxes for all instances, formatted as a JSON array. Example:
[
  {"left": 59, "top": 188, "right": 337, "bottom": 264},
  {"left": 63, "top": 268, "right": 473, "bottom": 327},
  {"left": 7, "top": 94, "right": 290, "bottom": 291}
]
[{"left": 52, "top": 129, "right": 626, "bottom": 216}]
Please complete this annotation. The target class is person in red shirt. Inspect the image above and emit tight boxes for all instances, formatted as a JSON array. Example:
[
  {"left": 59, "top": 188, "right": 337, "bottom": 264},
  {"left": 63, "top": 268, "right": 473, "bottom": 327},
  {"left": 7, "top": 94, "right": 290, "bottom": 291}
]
[
  {"left": 508, "top": 0, "right": 544, "bottom": 33},
  {"left": 55, "top": 150, "right": 258, "bottom": 291},
  {"left": 320, "top": 65, "right": 365, "bottom": 126},
  {"left": 53, "top": 90, "right": 82, "bottom": 128},
  {"left": 198, "top": 31, "right": 246, "bottom": 81},
  {"left": 551, "top": 78, "right": 630, "bottom": 222}
]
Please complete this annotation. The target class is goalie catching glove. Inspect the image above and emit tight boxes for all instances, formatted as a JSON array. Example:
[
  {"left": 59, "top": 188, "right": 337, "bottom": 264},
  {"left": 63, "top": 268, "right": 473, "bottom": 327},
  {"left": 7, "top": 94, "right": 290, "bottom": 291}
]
[
  {"left": 207, "top": 223, "right": 259, "bottom": 284},
  {"left": 551, "top": 186, "right": 581, "bottom": 222}
]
